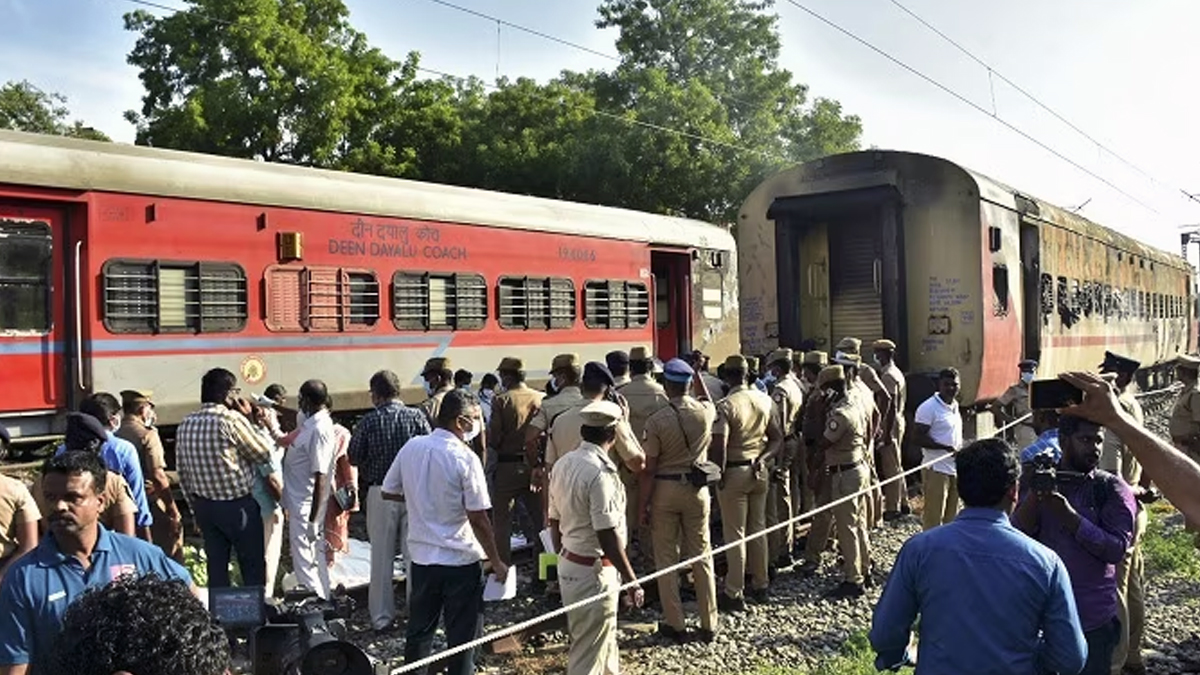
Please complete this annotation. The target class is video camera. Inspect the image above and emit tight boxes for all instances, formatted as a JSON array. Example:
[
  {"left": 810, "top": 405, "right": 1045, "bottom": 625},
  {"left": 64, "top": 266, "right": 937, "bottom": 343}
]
[
  {"left": 1026, "top": 450, "right": 1085, "bottom": 493},
  {"left": 209, "top": 587, "right": 377, "bottom": 675}
]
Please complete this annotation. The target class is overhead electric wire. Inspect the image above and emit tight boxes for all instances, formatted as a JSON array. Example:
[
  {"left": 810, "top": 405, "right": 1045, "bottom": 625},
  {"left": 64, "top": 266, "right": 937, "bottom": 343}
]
[
  {"left": 779, "top": 0, "right": 1160, "bottom": 214},
  {"left": 423, "top": 0, "right": 620, "bottom": 63}
]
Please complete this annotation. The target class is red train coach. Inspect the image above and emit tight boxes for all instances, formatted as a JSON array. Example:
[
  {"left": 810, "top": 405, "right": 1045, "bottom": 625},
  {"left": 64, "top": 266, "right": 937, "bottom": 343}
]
[{"left": 0, "top": 131, "right": 738, "bottom": 443}]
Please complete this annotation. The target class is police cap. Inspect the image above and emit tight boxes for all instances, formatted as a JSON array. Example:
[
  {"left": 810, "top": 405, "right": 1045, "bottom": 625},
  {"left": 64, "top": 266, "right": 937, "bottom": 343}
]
[
  {"left": 1018, "top": 359, "right": 1039, "bottom": 371},
  {"left": 803, "top": 351, "right": 828, "bottom": 366},
  {"left": 551, "top": 353, "right": 581, "bottom": 373},
  {"left": 1098, "top": 351, "right": 1139, "bottom": 374},
  {"left": 582, "top": 361, "right": 616, "bottom": 387},
  {"left": 872, "top": 339, "right": 897, "bottom": 352},
  {"left": 497, "top": 356, "right": 524, "bottom": 372},
  {"left": 579, "top": 400, "right": 623, "bottom": 429},
  {"left": 421, "top": 357, "right": 452, "bottom": 376},
  {"left": 65, "top": 411, "right": 109, "bottom": 446},
  {"left": 629, "top": 345, "right": 652, "bottom": 362},
  {"left": 835, "top": 337, "right": 862, "bottom": 355},
  {"left": 816, "top": 365, "right": 845, "bottom": 387},
  {"left": 663, "top": 358, "right": 694, "bottom": 383},
  {"left": 605, "top": 350, "right": 630, "bottom": 368},
  {"left": 724, "top": 355, "right": 749, "bottom": 372},
  {"left": 833, "top": 351, "right": 861, "bottom": 367},
  {"left": 767, "top": 347, "right": 793, "bottom": 367}
]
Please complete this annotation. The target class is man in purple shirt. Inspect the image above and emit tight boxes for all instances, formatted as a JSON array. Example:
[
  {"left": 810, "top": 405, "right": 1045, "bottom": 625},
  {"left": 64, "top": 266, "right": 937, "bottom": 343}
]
[{"left": 1014, "top": 414, "right": 1136, "bottom": 675}]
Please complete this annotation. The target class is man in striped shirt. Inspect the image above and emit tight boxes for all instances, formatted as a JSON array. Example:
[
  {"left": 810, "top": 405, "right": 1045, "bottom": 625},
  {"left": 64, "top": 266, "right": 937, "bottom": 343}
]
[{"left": 176, "top": 368, "right": 274, "bottom": 589}]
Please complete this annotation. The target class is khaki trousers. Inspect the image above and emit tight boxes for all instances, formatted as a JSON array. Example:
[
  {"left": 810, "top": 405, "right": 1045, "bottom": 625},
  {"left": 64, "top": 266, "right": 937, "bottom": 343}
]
[
  {"left": 623, "top": 470, "right": 653, "bottom": 561},
  {"left": 559, "top": 558, "right": 621, "bottom": 675},
  {"left": 1112, "top": 507, "right": 1148, "bottom": 673},
  {"left": 863, "top": 446, "right": 882, "bottom": 530},
  {"left": 492, "top": 461, "right": 543, "bottom": 564},
  {"left": 804, "top": 463, "right": 869, "bottom": 584},
  {"left": 877, "top": 440, "right": 905, "bottom": 513},
  {"left": 921, "top": 469, "right": 959, "bottom": 531},
  {"left": 650, "top": 479, "right": 718, "bottom": 632},
  {"left": 717, "top": 465, "right": 769, "bottom": 599},
  {"left": 790, "top": 437, "right": 814, "bottom": 520},
  {"left": 767, "top": 441, "right": 796, "bottom": 560}
]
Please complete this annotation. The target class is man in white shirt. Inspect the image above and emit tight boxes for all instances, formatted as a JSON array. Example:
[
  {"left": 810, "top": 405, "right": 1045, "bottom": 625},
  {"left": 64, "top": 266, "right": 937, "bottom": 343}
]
[
  {"left": 913, "top": 368, "right": 964, "bottom": 531},
  {"left": 382, "top": 389, "right": 507, "bottom": 675},
  {"left": 282, "top": 380, "right": 337, "bottom": 599}
]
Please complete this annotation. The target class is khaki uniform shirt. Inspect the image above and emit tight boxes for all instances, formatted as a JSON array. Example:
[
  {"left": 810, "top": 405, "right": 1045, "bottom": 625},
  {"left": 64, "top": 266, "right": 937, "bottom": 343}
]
[
  {"left": 878, "top": 363, "right": 907, "bottom": 446},
  {"left": 0, "top": 476, "right": 39, "bottom": 560},
  {"left": 116, "top": 415, "right": 167, "bottom": 478},
  {"left": 643, "top": 396, "right": 717, "bottom": 474},
  {"left": 547, "top": 401, "right": 645, "bottom": 470},
  {"left": 618, "top": 375, "right": 670, "bottom": 440},
  {"left": 487, "top": 384, "right": 544, "bottom": 457},
  {"left": 860, "top": 366, "right": 884, "bottom": 396},
  {"left": 419, "top": 385, "right": 456, "bottom": 428},
  {"left": 548, "top": 441, "right": 626, "bottom": 557},
  {"left": 1102, "top": 390, "right": 1145, "bottom": 485},
  {"left": 714, "top": 385, "right": 773, "bottom": 463},
  {"left": 771, "top": 374, "right": 804, "bottom": 439},
  {"left": 530, "top": 386, "right": 585, "bottom": 436},
  {"left": 823, "top": 397, "right": 868, "bottom": 466},
  {"left": 996, "top": 383, "right": 1037, "bottom": 448},
  {"left": 849, "top": 379, "right": 877, "bottom": 437},
  {"left": 1169, "top": 383, "right": 1200, "bottom": 446}
]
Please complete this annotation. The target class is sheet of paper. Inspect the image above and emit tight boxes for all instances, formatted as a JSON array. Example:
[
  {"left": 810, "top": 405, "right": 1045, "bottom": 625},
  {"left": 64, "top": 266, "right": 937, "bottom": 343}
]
[
  {"left": 539, "top": 528, "right": 555, "bottom": 553},
  {"left": 482, "top": 570, "right": 517, "bottom": 602}
]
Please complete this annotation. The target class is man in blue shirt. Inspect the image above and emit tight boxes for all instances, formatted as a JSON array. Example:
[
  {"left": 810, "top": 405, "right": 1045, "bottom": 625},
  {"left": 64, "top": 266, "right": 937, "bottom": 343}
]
[
  {"left": 0, "top": 450, "right": 191, "bottom": 675},
  {"left": 870, "top": 438, "right": 1086, "bottom": 675},
  {"left": 1021, "top": 409, "right": 1063, "bottom": 465},
  {"left": 56, "top": 394, "right": 153, "bottom": 540}
]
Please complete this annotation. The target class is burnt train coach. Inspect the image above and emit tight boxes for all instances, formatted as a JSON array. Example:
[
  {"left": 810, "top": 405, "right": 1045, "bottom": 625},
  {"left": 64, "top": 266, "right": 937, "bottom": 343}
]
[
  {"left": 738, "top": 150, "right": 1193, "bottom": 437},
  {"left": 0, "top": 130, "right": 738, "bottom": 443}
]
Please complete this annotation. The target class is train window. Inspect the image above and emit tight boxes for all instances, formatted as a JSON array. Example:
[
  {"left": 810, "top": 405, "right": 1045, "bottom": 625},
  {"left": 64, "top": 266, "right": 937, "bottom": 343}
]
[
  {"left": 498, "top": 276, "right": 574, "bottom": 330},
  {"left": 1039, "top": 273, "right": 1054, "bottom": 317},
  {"left": 991, "top": 265, "right": 1009, "bottom": 316},
  {"left": 347, "top": 272, "right": 380, "bottom": 326},
  {"left": 584, "top": 280, "right": 651, "bottom": 329},
  {"left": 264, "top": 265, "right": 376, "bottom": 332},
  {"left": 0, "top": 220, "right": 53, "bottom": 333},
  {"left": 391, "top": 272, "right": 486, "bottom": 331},
  {"left": 104, "top": 260, "right": 247, "bottom": 334}
]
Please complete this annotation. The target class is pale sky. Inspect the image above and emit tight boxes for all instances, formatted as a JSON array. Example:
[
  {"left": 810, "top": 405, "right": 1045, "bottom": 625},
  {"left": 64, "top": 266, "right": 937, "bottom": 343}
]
[{"left": 3, "top": 0, "right": 1199, "bottom": 256}]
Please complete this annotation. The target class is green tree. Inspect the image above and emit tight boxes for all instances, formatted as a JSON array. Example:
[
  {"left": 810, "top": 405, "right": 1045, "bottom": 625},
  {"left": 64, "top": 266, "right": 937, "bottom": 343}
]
[
  {"left": 0, "top": 80, "right": 111, "bottom": 141},
  {"left": 123, "top": 0, "right": 405, "bottom": 168}
]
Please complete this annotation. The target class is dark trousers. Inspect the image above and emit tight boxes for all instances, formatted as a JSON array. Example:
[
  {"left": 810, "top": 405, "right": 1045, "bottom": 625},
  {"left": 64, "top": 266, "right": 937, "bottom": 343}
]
[
  {"left": 404, "top": 561, "right": 485, "bottom": 675},
  {"left": 1080, "top": 617, "right": 1121, "bottom": 675},
  {"left": 191, "top": 493, "right": 266, "bottom": 588}
]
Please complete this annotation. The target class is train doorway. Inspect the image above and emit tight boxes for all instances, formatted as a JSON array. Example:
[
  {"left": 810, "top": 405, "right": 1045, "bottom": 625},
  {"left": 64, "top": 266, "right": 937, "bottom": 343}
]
[
  {"left": 0, "top": 201, "right": 74, "bottom": 437},
  {"left": 651, "top": 249, "right": 692, "bottom": 360},
  {"left": 768, "top": 186, "right": 906, "bottom": 366}
]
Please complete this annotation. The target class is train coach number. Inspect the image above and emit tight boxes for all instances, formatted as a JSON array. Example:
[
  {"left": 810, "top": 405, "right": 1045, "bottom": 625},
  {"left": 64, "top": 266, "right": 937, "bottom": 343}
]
[{"left": 560, "top": 247, "right": 596, "bottom": 262}]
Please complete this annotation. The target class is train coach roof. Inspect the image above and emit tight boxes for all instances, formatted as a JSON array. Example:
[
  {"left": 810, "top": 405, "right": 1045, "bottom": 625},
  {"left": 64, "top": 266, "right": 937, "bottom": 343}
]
[{"left": 0, "top": 130, "right": 734, "bottom": 251}]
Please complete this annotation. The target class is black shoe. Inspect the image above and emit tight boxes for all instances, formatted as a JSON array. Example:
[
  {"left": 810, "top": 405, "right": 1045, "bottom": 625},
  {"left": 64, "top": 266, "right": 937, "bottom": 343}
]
[
  {"left": 747, "top": 587, "right": 769, "bottom": 604},
  {"left": 657, "top": 624, "right": 686, "bottom": 644},
  {"left": 717, "top": 593, "right": 747, "bottom": 613},
  {"left": 773, "top": 553, "right": 795, "bottom": 569},
  {"left": 900, "top": 501, "right": 913, "bottom": 515},
  {"left": 692, "top": 628, "right": 716, "bottom": 644},
  {"left": 797, "top": 560, "right": 819, "bottom": 577},
  {"left": 823, "top": 581, "right": 865, "bottom": 600}
]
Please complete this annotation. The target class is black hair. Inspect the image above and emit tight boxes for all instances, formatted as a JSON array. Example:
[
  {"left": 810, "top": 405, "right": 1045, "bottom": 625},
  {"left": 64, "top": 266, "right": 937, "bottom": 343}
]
[
  {"left": 43, "top": 450, "right": 108, "bottom": 494},
  {"left": 956, "top": 438, "right": 1020, "bottom": 508},
  {"left": 581, "top": 424, "right": 618, "bottom": 446},
  {"left": 582, "top": 380, "right": 607, "bottom": 397},
  {"left": 454, "top": 369, "right": 474, "bottom": 387},
  {"left": 436, "top": 389, "right": 479, "bottom": 428},
  {"left": 51, "top": 574, "right": 230, "bottom": 675},
  {"left": 939, "top": 367, "right": 960, "bottom": 381},
  {"left": 200, "top": 368, "right": 238, "bottom": 405},
  {"left": 663, "top": 380, "right": 687, "bottom": 397},
  {"left": 263, "top": 383, "right": 287, "bottom": 401},
  {"left": 369, "top": 370, "right": 402, "bottom": 400},
  {"left": 121, "top": 395, "right": 151, "bottom": 417},
  {"left": 722, "top": 367, "right": 746, "bottom": 386},
  {"left": 557, "top": 366, "right": 582, "bottom": 386},
  {"left": 80, "top": 393, "right": 120, "bottom": 427},
  {"left": 481, "top": 373, "right": 499, "bottom": 390},
  {"left": 1058, "top": 414, "right": 1099, "bottom": 440},
  {"left": 299, "top": 379, "right": 330, "bottom": 410},
  {"left": 630, "top": 359, "right": 650, "bottom": 376}
]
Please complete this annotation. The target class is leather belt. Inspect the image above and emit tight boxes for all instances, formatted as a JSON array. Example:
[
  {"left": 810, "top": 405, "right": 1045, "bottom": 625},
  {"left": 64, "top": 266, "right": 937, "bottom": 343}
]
[
  {"left": 561, "top": 549, "right": 613, "bottom": 567},
  {"left": 497, "top": 454, "right": 525, "bottom": 463},
  {"left": 825, "top": 461, "right": 862, "bottom": 475},
  {"left": 655, "top": 473, "right": 689, "bottom": 481},
  {"left": 726, "top": 460, "right": 754, "bottom": 468}
]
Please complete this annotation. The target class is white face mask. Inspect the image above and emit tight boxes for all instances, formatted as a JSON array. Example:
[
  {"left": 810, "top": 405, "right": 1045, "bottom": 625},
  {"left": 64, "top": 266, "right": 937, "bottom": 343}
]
[
  {"left": 423, "top": 379, "right": 435, "bottom": 397},
  {"left": 462, "top": 417, "right": 482, "bottom": 443},
  {"left": 1020, "top": 371, "right": 1035, "bottom": 384}
]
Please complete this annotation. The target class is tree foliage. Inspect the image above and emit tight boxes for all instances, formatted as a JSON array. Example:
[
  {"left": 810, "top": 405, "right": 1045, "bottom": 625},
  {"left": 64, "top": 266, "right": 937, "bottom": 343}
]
[
  {"left": 0, "top": 81, "right": 111, "bottom": 141},
  {"left": 123, "top": 0, "right": 862, "bottom": 223}
]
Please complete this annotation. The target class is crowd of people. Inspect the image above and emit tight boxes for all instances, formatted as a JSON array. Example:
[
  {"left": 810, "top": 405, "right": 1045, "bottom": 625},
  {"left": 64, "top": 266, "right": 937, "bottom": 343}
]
[{"left": 1, "top": 339, "right": 1200, "bottom": 675}]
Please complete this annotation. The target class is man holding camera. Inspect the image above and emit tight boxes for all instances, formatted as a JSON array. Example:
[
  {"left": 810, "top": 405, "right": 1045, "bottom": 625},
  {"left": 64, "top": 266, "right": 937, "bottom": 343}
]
[{"left": 1013, "top": 414, "right": 1137, "bottom": 675}]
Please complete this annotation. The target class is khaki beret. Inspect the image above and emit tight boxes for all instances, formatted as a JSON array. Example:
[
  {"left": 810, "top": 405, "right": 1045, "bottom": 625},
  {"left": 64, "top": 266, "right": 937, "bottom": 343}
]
[
  {"left": 497, "top": 356, "right": 524, "bottom": 372},
  {"left": 629, "top": 345, "right": 652, "bottom": 362},
  {"left": 120, "top": 389, "right": 154, "bottom": 405},
  {"left": 872, "top": 339, "right": 897, "bottom": 351},
  {"left": 724, "top": 354, "right": 749, "bottom": 371},
  {"left": 816, "top": 365, "right": 845, "bottom": 387},
  {"left": 835, "top": 337, "right": 862, "bottom": 355},
  {"left": 551, "top": 353, "right": 580, "bottom": 372},
  {"left": 803, "top": 351, "right": 828, "bottom": 366},
  {"left": 421, "top": 357, "right": 452, "bottom": 376},
  {"left": 767, "top": 347, "right": 793, "bottom": 367},
  {"left": 1177, "top": 354, "right": 1200, "bottom": 369},
  {"left": 579, "top": 400, "right": 622, "bottom": 428}
]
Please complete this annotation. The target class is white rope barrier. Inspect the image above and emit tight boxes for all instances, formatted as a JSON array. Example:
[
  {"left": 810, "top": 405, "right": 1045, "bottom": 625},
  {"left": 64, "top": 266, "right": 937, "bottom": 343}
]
[{"left": 388, "top": 383, "right": 1180, "bottom": 674}]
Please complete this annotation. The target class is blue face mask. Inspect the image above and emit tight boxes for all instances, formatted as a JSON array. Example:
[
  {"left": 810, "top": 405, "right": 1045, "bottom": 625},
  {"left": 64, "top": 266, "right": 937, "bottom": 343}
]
[
  {"left": 423, "top": 379, "right": 435, "bottom": 396},
  {"left": 762, "top": 372, "right": 778, "bottom": 387},
  {"left": 1020, "top": 371, "right": 1035, "bottom": 384}
]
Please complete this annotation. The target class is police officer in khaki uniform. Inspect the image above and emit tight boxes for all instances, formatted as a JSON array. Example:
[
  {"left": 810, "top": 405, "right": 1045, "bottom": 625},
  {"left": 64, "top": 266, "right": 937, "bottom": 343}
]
[
  {"left": 801, "top": 365, "right": 870, "bottom": 599},
  {"left": 548, "top": 400, "right": 645, "bottom": 675},
  {"left": 992, "top": 359, "right": 1038, "bottom": 449},
  {"left": 488, "top": 357, "right": 545, "bottom": 565},
  {"left": 835, "top": 350, "right": 883, "bottom": 530},
  {"left": 800, "top": 351, "right": 830, "bottom": 550},
  {"left": 618, "top": 346, "right": 669, "bottom": 561},
  {"left": 548, "top": 363, "right": 645, "bottom": 474},
  {"left": 870, "top": 340, "right": 909, "bottom": 520},
  {"left": 1169, "top": 353, "right": 1200, "bottom": 548},
  {"left": 116, "top": 390, "right": 183, "bottom": 562},
  {"left": 763, "top": 348, "right": 804, "bottom": 567},
  {"left": 712, "top": 355, "right": 783, "bottom": 611},
  {"left": 639, "top": 357, "right": 718, "bottom": 643},
  {"left": 528, "top": 354, "right": 586, "bottom": 513},
  {"left": 418, "top": 357, "right": 456, "bottom": 426}
]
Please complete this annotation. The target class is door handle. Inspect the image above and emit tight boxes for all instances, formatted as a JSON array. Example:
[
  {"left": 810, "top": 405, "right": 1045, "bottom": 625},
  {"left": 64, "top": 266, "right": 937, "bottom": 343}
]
[
  {"left": 74, "top": 240, "right": 85, "bottom": 390},
  {"left": 873, "top": 259, "right": 882, "bottom": 295},
  {"left": 807, "top": 264, "right": 814, "bottom": 297}
]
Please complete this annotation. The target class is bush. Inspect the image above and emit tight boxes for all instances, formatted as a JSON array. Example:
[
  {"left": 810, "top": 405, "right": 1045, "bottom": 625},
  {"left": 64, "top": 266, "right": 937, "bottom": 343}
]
[{"left": 1142, "top": 508, "right": 1200, "bottom": 578}]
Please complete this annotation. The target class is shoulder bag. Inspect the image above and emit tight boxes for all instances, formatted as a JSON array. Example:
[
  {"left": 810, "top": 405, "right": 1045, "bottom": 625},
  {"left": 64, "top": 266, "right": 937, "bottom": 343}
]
[{"left": 669, "top": 401, "right": 721, "bottom": 489}]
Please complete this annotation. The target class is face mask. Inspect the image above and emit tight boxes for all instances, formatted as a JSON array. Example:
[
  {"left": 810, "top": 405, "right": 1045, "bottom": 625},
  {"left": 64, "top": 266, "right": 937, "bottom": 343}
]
[
  {"left": 423, "top": 379, "right": 435, "bottom": 397},
  {"left": 872, "top": 355, "right": 882, "bottom": 367},
  {"left": 143, "top": 411, "right": 156, "bottom": 428},
  {"left": 548, "top": 378, "right": 560, "bottom": 395},
  {"left": 462, "top": 417, "right": 482, "bottom": 443},
  {"left": 1020, "top": 372, "right": 1035, "bottom": 384}
]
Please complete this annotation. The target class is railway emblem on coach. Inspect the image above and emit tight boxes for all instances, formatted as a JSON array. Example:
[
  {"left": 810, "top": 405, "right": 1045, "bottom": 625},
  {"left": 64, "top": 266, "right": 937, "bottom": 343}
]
[{"left": 240, "top": 355, "right": 267, "bottom": 385}]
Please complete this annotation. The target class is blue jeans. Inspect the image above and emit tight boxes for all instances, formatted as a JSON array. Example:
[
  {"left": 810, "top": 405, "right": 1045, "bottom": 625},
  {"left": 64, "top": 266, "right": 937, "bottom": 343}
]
[
  {"left": 1080, "top": 617, "right": 1121, "bottom": 675},
  {"left": 191, "top": 493, "right": 266, "bottom": 588},
  {"left": 403, "top": 561, "right": 485, "bottom": 675}
]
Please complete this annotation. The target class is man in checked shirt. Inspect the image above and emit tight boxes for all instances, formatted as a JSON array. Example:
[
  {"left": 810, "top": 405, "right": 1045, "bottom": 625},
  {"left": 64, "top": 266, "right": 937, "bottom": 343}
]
[
  {"left": 348, "top": 370, "right": 432, "bottom": 632},
  {"left": 176, "top": 368, "right": 275, "bottom": 590}
]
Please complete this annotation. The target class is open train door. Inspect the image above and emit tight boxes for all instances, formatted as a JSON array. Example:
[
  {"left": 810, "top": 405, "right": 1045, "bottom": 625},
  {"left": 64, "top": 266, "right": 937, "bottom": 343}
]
[
  {"left": 0, "top": 201, "right": 77, "bottom": 443},
  {"left": 651, "top": 249, "right": 692, "bottom": 360}
]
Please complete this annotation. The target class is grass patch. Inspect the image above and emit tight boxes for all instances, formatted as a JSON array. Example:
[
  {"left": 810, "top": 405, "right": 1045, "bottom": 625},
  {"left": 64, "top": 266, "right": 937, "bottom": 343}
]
[
  {"left": 1142, "top": 507, "right": 1200, "bottom": 579},
  {"left": 743, "top": 631, "right": 878, "bottom": 675}
]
